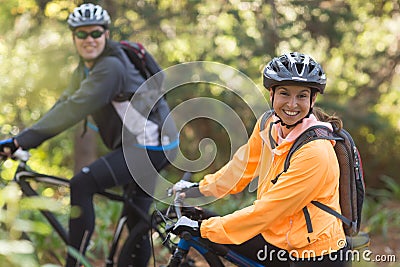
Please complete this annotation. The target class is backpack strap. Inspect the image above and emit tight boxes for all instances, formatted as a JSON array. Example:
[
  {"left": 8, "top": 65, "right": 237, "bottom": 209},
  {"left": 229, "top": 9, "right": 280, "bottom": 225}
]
[
  {"left": 120, "top": 41, "right": 150, "bottom": 79},
  {"left": 284, "top": 126, "right": 341, "bottom": 170},
  {"left": 269, "top": 124, "right": 359, "bottom": 234},
  {"left": 271, "top": 125, "right": 342, "bottom": 184},
  {"left": 259, "top": 109, "right": 278, "bottom": 149},
  {"left": 310, "top": 200, "right": 353, "bottom": 228},
  {"left": 259, "top": 109, "right": 274, "bottom": 131}
]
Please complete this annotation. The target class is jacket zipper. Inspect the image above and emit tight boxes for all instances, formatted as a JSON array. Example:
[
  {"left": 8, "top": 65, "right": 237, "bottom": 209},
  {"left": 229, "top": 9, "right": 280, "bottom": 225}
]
[{"left": 302, "top": 206, "right": 313, "bottom": 243}]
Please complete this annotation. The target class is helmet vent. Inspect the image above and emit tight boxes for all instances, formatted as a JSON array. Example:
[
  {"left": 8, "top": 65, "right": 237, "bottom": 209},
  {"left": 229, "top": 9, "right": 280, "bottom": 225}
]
[
  {"left": 263, "top": 52, "right": 326, "bottom": 93},
  {"left": 295, "top": 63, "right": 304, "bottom": 75},
  {"left": 68, "top": 3, "right": 111, "bottom": 29}
]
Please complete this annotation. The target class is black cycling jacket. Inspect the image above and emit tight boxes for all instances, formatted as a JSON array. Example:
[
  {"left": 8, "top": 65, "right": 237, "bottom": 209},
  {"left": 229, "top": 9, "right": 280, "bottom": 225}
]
[{"left": 16, "top": 40, "right": 178, "bottom": 151}]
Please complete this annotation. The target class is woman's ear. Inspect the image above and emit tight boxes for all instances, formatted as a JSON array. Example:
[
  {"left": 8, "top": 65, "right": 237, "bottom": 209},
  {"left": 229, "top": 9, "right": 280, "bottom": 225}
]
[
  {"left": 269, "top": 88, "right": 274, "bottom": 102},
  {"left": 310, "top": 92, "right": 318, "bottom": 108},
  {"left": 105, "top": 30, "right": 110, "bottom": 39}
]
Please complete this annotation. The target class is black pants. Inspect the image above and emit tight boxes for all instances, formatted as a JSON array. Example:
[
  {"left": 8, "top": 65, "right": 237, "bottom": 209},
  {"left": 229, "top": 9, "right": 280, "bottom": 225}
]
[
  {"left": 65, "top": 146, "right": 174, "bottom": 267},
  {"left": 227, "top": 234, "right": 350, "bottom": 267}
]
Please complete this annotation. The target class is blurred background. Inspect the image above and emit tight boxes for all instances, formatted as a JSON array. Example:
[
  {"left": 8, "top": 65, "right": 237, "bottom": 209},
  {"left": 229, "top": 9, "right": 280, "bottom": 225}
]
[{"left": 0, "top": 0, "right": 399, "bottom": 266}]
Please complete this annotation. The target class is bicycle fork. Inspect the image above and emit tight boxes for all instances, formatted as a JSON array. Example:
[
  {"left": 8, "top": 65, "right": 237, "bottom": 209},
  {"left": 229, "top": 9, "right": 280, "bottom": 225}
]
[
  {"left": 166, "top": 236, "right": 208, "bottom": 267},
  {"left": 166, "top": 233, "right": 264, "bottom": 267}
]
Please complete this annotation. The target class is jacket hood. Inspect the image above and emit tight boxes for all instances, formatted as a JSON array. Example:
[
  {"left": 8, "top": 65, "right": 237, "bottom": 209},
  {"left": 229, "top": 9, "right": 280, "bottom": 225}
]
[{"left": 270, "top": 114, "right": 334, "bottom": 156}]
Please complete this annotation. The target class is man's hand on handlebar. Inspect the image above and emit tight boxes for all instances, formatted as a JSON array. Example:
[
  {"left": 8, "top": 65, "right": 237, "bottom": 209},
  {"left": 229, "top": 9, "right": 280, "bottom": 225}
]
[{"left": 0, "top": 138, "right": 19, "bottom": 158}]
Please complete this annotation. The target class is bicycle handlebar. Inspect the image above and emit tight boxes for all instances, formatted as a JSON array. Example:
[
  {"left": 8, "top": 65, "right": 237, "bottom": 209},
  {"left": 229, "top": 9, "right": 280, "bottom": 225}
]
[
  {"left": 170, "top": 172, "right": 197, "bottom": 218},
  {"left": 167, "top": 172, "right": 193, "bottom": 197}
]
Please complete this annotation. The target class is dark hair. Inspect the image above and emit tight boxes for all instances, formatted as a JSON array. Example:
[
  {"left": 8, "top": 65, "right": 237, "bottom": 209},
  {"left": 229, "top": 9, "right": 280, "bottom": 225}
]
[{"left": 313, "top": 106, "right": 343, "bottom": 131}]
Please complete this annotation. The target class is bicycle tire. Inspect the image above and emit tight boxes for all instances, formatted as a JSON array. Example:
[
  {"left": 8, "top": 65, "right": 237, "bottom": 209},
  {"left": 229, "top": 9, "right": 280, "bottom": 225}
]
[
  {"left": 117, "top": 220, "right": 151, "bottom": 267},
  {"left": 118, "top": 210, "right": 224, "bottom": 267}
]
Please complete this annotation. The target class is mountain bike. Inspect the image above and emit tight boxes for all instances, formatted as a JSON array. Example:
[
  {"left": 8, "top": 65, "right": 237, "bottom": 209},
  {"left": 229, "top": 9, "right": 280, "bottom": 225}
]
[
  {"left": 1, "top": 149, "right": 370, "bottom": 266},
  {"left": 155, "top": 179, "right": 372, "bottom": 267},
  {"left": 0, "top": 148, "right": 181, "bottom": 266},
  {"left": 154, "top": 181, "right": 266, "bottom": 267}
]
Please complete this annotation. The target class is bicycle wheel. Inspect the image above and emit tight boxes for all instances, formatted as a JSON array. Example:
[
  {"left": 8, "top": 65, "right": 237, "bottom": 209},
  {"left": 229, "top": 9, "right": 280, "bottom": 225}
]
[{"left": 117, "top": 220, "right": 151, "bottom": 267}]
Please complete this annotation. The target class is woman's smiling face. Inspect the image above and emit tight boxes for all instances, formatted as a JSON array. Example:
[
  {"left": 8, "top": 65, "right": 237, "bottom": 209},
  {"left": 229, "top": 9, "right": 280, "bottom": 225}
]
[{"left": 270, "top": 85, "right": 316, "bottom": 127}]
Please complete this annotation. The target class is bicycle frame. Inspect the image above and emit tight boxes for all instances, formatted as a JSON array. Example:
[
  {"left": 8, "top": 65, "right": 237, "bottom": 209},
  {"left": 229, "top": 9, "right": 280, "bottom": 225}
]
[
  {"left": 177, "top": 237, "right": 265, "bottom": 267},
  {"left": 161, "top": 184, "right": 370, "bottom": 266},
  {"left": 5, "top": 150, "right": 269, "bottom": 266},
  {"left": 4, "top": 149, "right": 164, "bottom": 267}
]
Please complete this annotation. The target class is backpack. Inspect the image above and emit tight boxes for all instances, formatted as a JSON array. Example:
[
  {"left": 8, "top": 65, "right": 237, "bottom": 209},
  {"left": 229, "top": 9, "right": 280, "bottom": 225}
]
[
  {"left": 118, "top": 40, "right": 179, "bottom": 150},
  {"left": 260, "top": 110, "right": 365, "bottom": 236},
  {"left": 120, "top": 41, "right": 161, "bottom": 80}
]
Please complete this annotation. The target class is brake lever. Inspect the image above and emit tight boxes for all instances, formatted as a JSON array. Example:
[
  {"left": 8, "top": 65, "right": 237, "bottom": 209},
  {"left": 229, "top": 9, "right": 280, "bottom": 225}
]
[
  {"left": 165, "top": 222, "right": 175, "bottom": 233},
  {"left": 162, "top": 233, "right": 171, "bottom": 246},
  {"left": 167, "top": 187, "right": 173, "bottom": 197}
]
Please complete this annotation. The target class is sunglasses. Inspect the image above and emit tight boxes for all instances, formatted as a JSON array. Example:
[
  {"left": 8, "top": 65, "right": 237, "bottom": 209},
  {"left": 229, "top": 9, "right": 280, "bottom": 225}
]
[{"left": 74, "top": 30, "right": 105, "bottom": 39}]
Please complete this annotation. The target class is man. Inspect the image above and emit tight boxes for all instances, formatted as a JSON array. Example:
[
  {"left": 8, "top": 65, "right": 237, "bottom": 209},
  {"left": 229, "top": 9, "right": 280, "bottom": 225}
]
[{"left": 0, "top": 3, "right": 178, "bottom": 266}]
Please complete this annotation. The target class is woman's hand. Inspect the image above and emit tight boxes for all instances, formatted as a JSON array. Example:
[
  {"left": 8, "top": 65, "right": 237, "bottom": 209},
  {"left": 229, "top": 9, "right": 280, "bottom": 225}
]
[{"left": 171, "top": 216, "right": 200, "bottom": 236}]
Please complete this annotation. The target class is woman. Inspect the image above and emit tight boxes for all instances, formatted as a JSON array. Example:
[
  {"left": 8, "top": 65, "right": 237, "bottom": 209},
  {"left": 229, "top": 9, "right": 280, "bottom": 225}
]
[{"left": 172, "top": 52, "right": 349, "bottom": 266}]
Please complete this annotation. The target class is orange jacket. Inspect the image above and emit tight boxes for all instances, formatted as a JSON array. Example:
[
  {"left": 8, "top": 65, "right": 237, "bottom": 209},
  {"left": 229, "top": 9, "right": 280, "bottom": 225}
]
[{"left": 199, "top": 114, "right": 346, "bottom": 257}]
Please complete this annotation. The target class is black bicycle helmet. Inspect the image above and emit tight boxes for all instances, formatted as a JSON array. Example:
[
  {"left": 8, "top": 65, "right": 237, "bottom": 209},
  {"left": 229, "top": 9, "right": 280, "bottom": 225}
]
[
  {"left": 263, "top": 52, "right": 326, "bottom": 93},
  {"left": 67, "top": 3, "right": 111, "bottom": 30}
]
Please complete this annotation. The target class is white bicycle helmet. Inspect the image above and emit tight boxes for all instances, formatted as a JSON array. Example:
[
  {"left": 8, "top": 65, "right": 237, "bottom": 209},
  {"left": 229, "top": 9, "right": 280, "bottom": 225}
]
[
  {"left": 263, "top": 52, "right": 326, "bottom": 93},
  {"left": 67, "top": 3, "right": 111, "bottom": 29}
]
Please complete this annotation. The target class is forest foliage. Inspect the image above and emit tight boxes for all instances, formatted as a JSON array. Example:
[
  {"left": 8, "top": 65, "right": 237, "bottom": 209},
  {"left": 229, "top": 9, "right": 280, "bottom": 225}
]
[
  {"left": 1, "top": 0, "right": 400, "bottom": 266},
  {"left": 1, "top": 0, "right": 399, "bottom": 188}
]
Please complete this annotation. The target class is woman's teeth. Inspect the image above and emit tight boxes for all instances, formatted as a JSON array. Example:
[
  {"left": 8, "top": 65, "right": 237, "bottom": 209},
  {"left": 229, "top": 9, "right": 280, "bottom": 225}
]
[{"left": 284, "top": 110, "right": 298, "bottom": 116}]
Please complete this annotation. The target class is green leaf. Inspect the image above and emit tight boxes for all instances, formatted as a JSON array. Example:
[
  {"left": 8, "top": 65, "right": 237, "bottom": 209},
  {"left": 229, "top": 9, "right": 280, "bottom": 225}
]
[{"left": 67, "top": 246, "right": 92, "bottom": 267}]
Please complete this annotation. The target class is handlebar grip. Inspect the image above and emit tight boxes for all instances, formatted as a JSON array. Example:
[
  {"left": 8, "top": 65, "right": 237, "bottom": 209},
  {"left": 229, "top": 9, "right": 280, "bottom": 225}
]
[
  {"left": 166, "top": 172, "right": 193, "bottom": 197},
  {"left": 181, "top": 231, "right": 192, "bottom": 241}
]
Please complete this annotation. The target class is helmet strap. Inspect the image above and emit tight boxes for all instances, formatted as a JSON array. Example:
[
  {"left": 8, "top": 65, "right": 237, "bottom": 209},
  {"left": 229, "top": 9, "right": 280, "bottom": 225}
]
[{"left": 273, "top": 113, "right": 311, "bottom": 129}]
